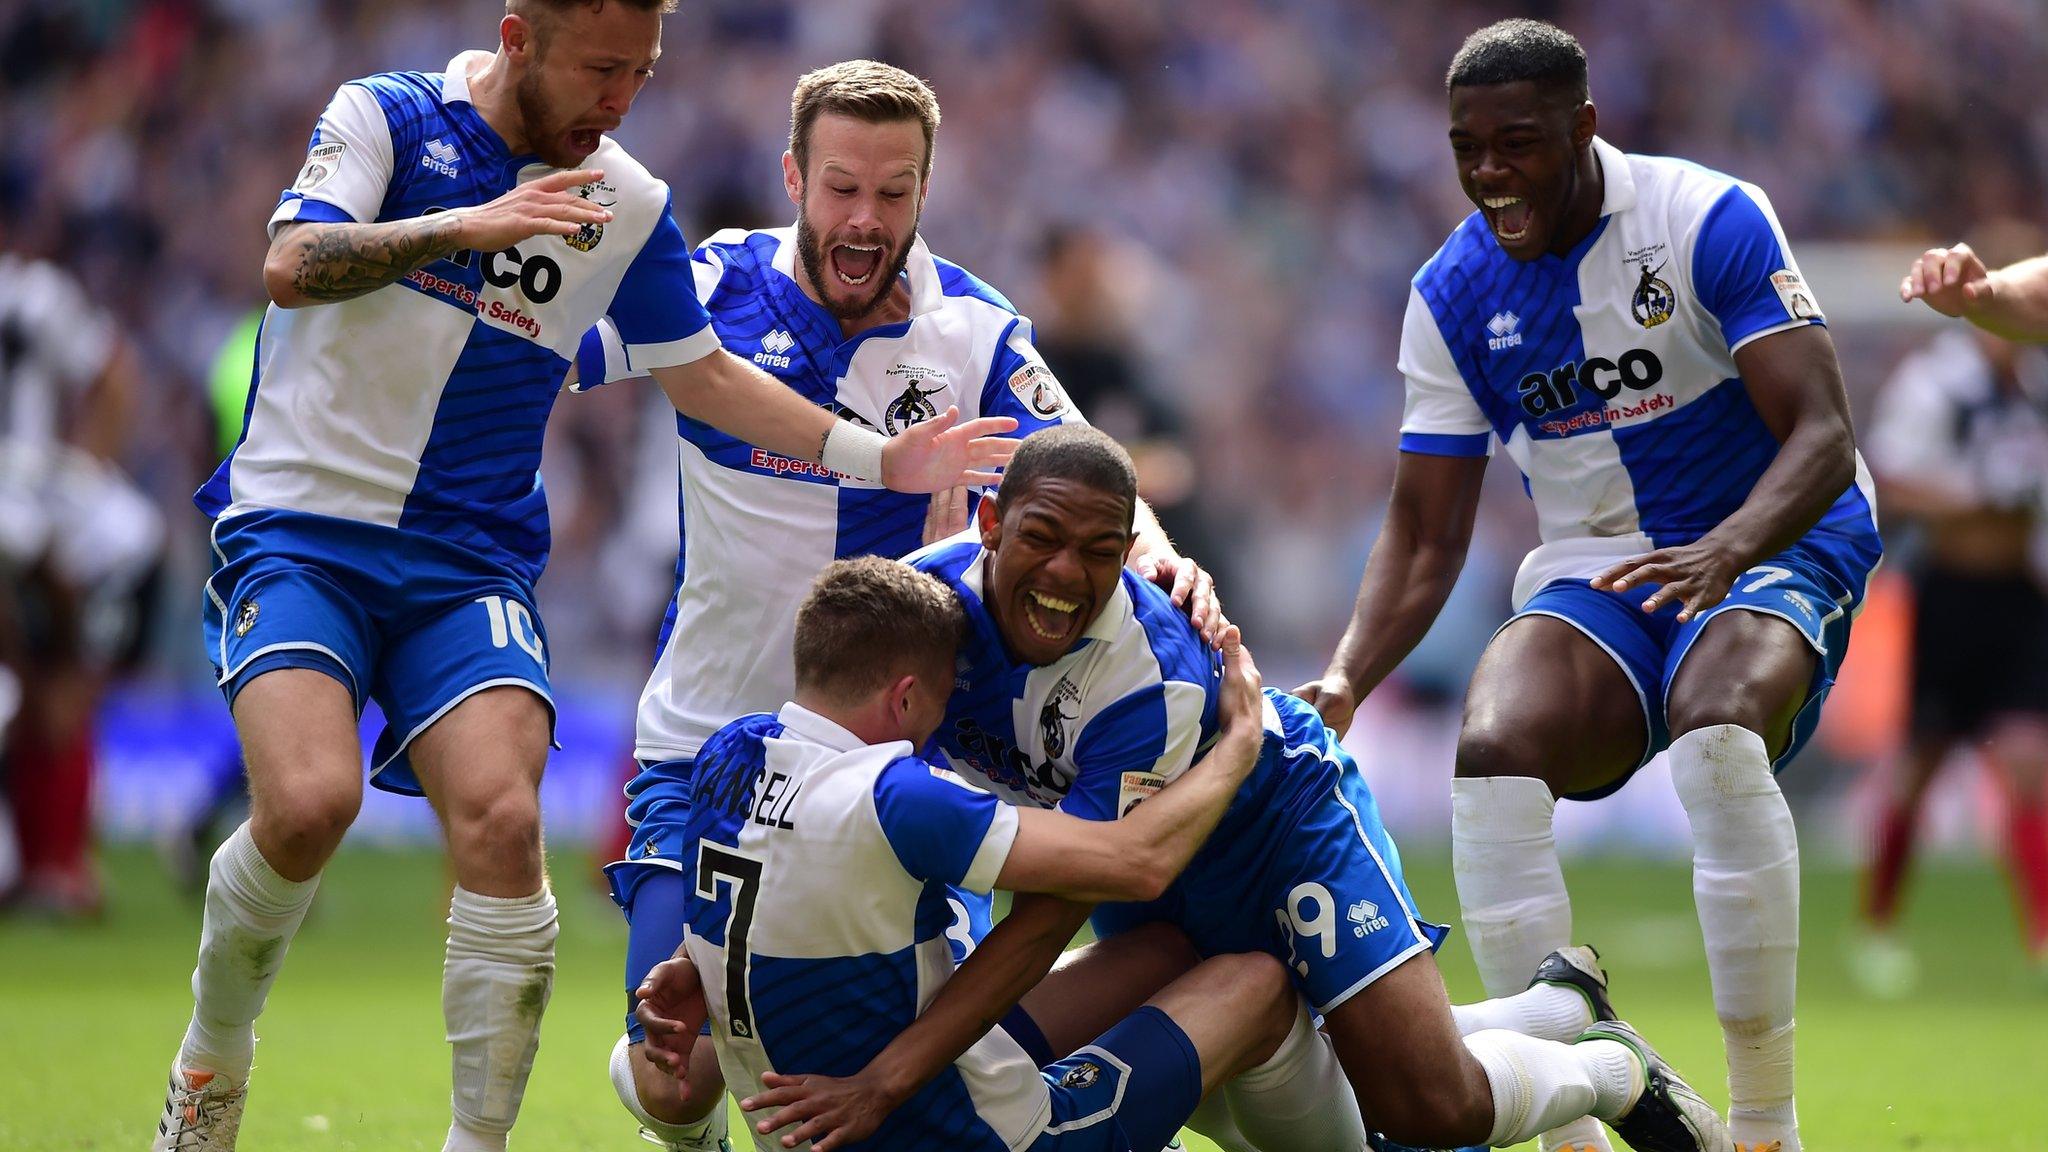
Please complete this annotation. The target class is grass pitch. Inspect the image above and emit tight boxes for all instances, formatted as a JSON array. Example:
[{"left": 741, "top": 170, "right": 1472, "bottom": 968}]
[{"left": 2, "top": 845, "right": 2039, "bottom": 1151}]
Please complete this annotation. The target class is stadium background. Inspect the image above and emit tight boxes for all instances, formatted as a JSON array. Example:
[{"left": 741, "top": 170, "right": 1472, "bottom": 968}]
[{"left": 2, "top": 1, "right": 2045, "bottom": 1149}]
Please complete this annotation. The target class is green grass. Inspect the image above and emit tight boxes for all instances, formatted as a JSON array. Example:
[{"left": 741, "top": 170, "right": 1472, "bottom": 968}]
[{"left": 2, "top": 846, "right": 2040, "bottom": 1150}]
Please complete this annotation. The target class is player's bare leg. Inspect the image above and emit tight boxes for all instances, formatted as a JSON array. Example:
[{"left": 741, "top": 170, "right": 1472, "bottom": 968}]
[
  {"left": 412, "top": 686, "right": 557, "bottom": 1152},
  {"left": 1326, "top": 951, "right": 1725, "bottom": 1151},
  {"left": 1451, "top": 616, "right": 1645, "bottom": 1152},
  {"left": 1664, "top": 611, "right": 1815, "bottom": 1152},
  {"left": 158, "top": 668, "right": 363, "bottom": 1151}
]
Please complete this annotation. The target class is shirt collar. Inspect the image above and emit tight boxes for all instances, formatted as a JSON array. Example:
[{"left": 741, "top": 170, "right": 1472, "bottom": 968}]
[
  {"left": 775, "top": 701, "right": 870, "bottom": 753},
  {"left": 441, "top": 52, "right": 479, "bottom": 105},
  {"left": 1591, "top": 136, "right": 1635, "bottom": 217},
  {"left": 770, "top": 229, "right": 946, "bottom": 319}
]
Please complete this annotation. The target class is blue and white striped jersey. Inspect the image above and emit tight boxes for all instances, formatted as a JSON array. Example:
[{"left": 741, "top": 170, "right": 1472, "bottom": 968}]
[
  {"left": 1398, "top": 137, "right": 1880, "bottom": 606},
  {"left": 196, "top": 56, "right": 718, "bottom": 584},
  {"left": 680, "top": 704, "right": 1049, "bottom": 1151},
  {"left": 586, "top": 227, "right": 1081, "bottom": 762},
  {"left": 908, "top": 536, "right": 1296, "bottom": 833}
]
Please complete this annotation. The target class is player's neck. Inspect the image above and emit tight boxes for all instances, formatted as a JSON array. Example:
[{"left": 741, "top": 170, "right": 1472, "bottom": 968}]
[
  {"left": 796, "top": 267, "right": 913, "bottom": 340},
  {"left": 793, "top": 692, "right": 899, "bottom": 747},
  {"left": 1548, "top": 148, "right": 1606, "bottom": 258},
  {"left": 463, "top": 51, "right": 533, "bottom": 157}
]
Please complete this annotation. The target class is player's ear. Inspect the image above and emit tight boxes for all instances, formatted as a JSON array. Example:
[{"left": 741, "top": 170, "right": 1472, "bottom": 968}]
[
  {"left": 501, "top": 14, "right": 534, "bottom": 62},
  {"left": 1571, "top": 99, "right": 1597, "bottom": 152},
  {"left": 782, "top": 151, "right": 803, "bottom": 209},
  {"left": 887, "top": 672, "right": 918, "bottom": 723},
  {"left": 976, "top": 492, "right": 1001, "bottom": 548}
]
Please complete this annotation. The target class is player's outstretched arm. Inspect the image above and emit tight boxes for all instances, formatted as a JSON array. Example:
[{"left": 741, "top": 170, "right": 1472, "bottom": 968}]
[
  {"left": 1295, "top": 450, "right": 1487, "bottom": 735},
  {"left": 997, "top": 627, "right": 1263, "bottom": 903},
  {"left": 262, "top": 169, "right": 612, "bottom": 308},
  {"left": 741, "top": 892, "right": 1094, "bottom": 1151},
  {"left": 1594, "top": 324, "right": 1855, "bottom": 620},
  {"left": 1901, "top": 243, "right": 2048, "bottom": 343},
  {"left": 650, "top": 351, "right": 1018, "bottom": 495}
]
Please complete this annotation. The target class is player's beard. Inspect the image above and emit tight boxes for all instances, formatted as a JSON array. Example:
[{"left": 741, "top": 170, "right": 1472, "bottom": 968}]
[
  {"left": 514, "top": 63, "right": 593, "bottom": 168},
  {"left": 796, "top": 207, "right": 916, "bottom": 322}
]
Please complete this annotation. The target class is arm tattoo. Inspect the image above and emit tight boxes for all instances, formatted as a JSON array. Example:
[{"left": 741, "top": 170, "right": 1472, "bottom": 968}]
[{"left": 285, "top": 215, "right": 466, "bottom": 303}]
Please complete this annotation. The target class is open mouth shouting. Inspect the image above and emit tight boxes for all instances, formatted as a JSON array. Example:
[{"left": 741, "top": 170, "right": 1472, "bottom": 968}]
[
  {"left": 829, "top": 241, "right": 885, "bottom": 287},
  {"left": 1022, "top": 588, "right": 1084, "bottom": 646},
  {"left": 1482, "top": 195, "right": 1532, "bottom": 244}
]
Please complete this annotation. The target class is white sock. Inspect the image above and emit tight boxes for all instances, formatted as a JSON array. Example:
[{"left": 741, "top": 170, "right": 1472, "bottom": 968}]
[
  {"left": 609, "top": 1033, "right": 725, "bottom": 1146},
  {"left": 442, "top": 885, "right": 558, "bottom": 1152},
  {"left": 1222, "top": 1005, "right": 1369, "bottom": 1152},
  {"left": 1453, "top": 777, "right": 1609, "bottom": 1152},
  {"left": 181, "top": 822, "right": 320, "bottom": 1080},
  {"left": 1465, "top": 1029, "right": 1640, "bottom": 1147},
  {"left": 1671, "top": 724, "right": 1801, "bottom": 1152},
  {"left": 1184, "top": 1090, "right": 1259, "bottom": 1152},
  {"left": 1451, "top": 981, "right": 1593, "bottom": 1043}
]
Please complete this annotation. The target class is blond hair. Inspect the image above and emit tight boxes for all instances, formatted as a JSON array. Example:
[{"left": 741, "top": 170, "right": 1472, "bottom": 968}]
[{"left": 789, "top": 60, "right": 941, "bottom": 181}]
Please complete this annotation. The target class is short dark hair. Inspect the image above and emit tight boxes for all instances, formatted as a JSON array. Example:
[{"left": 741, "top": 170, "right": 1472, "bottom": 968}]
[
  {"left": 510, "top": 0, "right": 678, "bottom": 18},
  {"left": 1445, "top": 19, "right": 1589, "bottom": 103},
  {"left": 790, "top": 60, "right": 943, "bottom": 182},
  {"left": 793, "top": 556, "right": 964, "bottom": 702},
  {"left": 995, "top": 425, "right": 1138, "bottom": 531}
]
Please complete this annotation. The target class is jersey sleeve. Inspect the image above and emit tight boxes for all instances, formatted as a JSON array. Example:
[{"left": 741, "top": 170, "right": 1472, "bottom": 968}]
[
  {"left": 873, "top": 756, "right": 1020, "bottom": 890},
  {"left": 1397, "top": 286, "right": 1494, "bottom": 456},
  {"left": 1060, "top": 680, "right": 1208, "bottom": 822},
  {"left": 1690, "top": 183, "right": 1824, "bottom": 353},
  {"left": 980, "top": 316, "right": 1084, "bottom": 434},
  {"left": 572, "top": 238, "right": 732, "bottom": 391},
  {"left": 601, "top": 190, "right": 721, "bottom": 374},
  {"left": 270, "top": 83, "right": 394, "bottom": 237}
]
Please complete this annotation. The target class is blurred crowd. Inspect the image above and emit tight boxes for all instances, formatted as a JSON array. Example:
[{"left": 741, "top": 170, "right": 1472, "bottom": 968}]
[{"left": 3, "top": 0, "right": 2048, "bottom": 904}]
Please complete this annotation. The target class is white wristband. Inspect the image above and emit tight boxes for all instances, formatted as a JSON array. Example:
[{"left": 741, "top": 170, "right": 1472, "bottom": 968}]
[{"left": 821, "top": 420, "right": 887, "bottom": 483}]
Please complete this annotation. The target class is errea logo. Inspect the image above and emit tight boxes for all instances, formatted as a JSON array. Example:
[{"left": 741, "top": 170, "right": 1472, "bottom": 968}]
[
  {"left": 754, "top": 329, "right": 795, "bottom": 370},
  {"left": 421, "top": 138, "right": 460, "bottom": 178},
  {"left": 1349, "top": 899, "right": 1390, "bottom": 937},
  {"left": 1487, "top": 311, "right": 1522, "bottom": 352}
]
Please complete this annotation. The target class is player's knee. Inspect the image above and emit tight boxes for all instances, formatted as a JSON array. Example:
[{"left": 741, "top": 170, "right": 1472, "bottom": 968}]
[
  {"left": 1454, "top": 721, "right": 1552, "bottom": 783},
  {"left": 1664, "top": 693, "right": 1772, "bottom": 742},
  {"left": 253, "top": 777, "right": 359, "bottom": 864},
  {"left": 1203, "top": 951, "right": 1295, "bottom": 1050},
  {"left": 453, "top": 787, "right": 544, "bottom": 858}
]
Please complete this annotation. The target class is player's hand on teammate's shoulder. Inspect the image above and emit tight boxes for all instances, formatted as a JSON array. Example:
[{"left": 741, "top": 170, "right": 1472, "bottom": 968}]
[
  {"left": 452, "top": 168, "right": 614, "bottom": 253},
  {"left": 1290, "top": 674, "right": 1359, "bottom": 738},
  {"left": 633, "top": 950, "right": 708, "bottom": 1083},
  {"left": 1592, "top": 539, "right": 1743, "bottom": 623},
  {"left": 880, "top": 406, "right": 1019, "bottom": 493},
  {"left": 1132, "top": 548, "right": 1225, "bottom": 645},
  {"left": 1216, "top": 624, "right": 1262, "bottom": 737},
  {"left": 1901, "top": 241, "right": 1994, "bottom": 317},
  {"left": 740, "top": 1067, "right": 903, "bottom": 1151}
]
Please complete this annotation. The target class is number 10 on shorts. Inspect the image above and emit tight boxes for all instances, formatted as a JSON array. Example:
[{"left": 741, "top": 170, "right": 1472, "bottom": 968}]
[{"left": 476, "top": 595, "right": 545, "bottom": 664}]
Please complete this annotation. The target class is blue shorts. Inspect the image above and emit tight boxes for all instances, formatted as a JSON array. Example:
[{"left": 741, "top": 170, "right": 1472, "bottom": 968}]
[
  {"left": 202, "top": 508, "right": 555, "bottom": 796},
  {"left": 1026, "top": 1005, "right": 1203, "bottom": 1152},
  {"left": 1512, "top": 538, "right": 1859, "bottom": 800},
  {"left": 608, "top": 755, "right": 994, "bottom": 1042},
  {"left": 1092, "top": 691, "right": 1448, "bottom": 1016}
]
